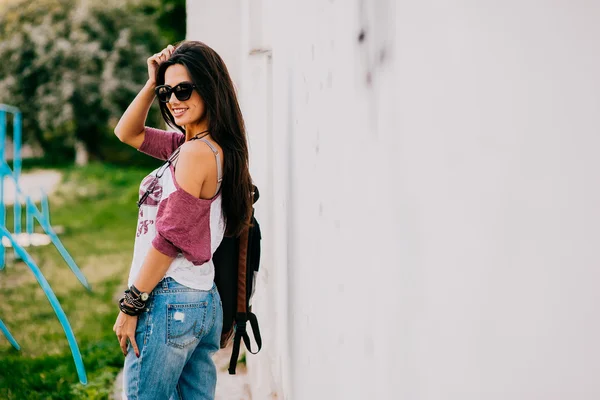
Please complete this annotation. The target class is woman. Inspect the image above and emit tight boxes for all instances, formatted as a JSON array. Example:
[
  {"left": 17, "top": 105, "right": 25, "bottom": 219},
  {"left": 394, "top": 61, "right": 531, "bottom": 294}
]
[{"left": 112, "top": 41, "right": 253, "bottom": 399}]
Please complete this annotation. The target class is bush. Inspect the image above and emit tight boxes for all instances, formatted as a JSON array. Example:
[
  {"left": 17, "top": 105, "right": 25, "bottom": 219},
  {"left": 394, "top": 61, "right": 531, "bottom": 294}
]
[{"left": 0, "top": 0, "right": 165, "bottom": 161}]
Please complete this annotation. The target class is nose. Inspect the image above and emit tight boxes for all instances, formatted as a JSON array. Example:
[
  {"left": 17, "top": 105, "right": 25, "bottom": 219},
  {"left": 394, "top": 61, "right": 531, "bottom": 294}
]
[{"left": 168, "top": 92, "right": 179, "bottom": 104}]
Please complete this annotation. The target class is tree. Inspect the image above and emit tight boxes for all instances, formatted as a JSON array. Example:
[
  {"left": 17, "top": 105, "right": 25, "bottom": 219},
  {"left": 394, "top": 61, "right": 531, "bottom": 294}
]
[
  {"left": 135, "top": 0, "right": 187, "bottom": 45},
  {"left": 0, "top": 0, "right": 165, "bottom": 162}
]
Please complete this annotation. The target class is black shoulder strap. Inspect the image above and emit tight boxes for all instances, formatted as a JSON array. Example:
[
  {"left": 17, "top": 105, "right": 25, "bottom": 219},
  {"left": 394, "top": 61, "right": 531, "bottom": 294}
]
[
  {"left": 245, "top": 312, "right": 262, "bottom": 354},
  {"left": 228, "top": 312, "right": 262, "bottom": 374}
]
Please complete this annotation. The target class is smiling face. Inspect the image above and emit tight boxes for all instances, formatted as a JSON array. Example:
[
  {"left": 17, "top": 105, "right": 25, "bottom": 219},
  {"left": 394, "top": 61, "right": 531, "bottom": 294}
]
[{"left": 163, "top": 64, "right": 207, "bottom": 135}]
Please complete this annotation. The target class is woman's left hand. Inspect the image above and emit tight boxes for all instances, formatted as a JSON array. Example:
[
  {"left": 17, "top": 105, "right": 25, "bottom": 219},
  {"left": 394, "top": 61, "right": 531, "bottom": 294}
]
[{"left": 113, "top": 311, "right": 140, "bottom": 357}]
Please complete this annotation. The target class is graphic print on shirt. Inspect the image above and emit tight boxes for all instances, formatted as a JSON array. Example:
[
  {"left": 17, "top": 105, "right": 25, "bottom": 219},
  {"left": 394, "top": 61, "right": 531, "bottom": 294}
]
[
  {"left": 137, "top": 220, "right": 154, "bottom": 237},
  {"left": 139, "top": 174, "right": 163, "bottom": 206},
  {"left": 137, "top": 173, "right": 162, "bottom": 237}
]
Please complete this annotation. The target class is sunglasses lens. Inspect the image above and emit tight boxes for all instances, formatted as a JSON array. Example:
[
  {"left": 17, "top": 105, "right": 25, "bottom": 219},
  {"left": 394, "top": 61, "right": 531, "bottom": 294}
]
[
  {"left": 173, "top": 84, "right": 194, "bottom": 101},
  {"left": 155, "top": 86, "right": 171, "bottom": 102}
]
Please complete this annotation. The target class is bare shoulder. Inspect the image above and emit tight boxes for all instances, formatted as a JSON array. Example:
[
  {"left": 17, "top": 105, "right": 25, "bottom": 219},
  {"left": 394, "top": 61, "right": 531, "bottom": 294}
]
[
  {"left": 180, "top": 139, "right": 215, "bottom": 159},
  {"left": 175, "top": 139, "right": 221, "bottom": 198},
  {"left": 177, "top": 140, "right": 211, "bottom": 174},
  {"left": 177, "top": 139, "right": 218, "bottom": 182},
  {"left": 181, "top": 138, "right": 223, "bottom": 163}
]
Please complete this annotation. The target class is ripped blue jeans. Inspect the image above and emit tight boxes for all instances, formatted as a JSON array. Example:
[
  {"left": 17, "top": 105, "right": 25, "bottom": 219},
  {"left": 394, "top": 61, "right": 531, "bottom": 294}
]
[{"left": 123, "top": 277, "right": 223, "bottom": 400}]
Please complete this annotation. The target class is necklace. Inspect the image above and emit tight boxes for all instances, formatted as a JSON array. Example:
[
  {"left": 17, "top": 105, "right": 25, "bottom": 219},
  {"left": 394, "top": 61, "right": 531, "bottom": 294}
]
[{"left": 190, "top": 129, "right": 210, "bottom": 141}]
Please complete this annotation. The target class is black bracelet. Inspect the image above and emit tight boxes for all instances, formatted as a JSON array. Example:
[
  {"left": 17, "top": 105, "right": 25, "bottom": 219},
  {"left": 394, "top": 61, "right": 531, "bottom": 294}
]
[
  {"left": 119, "top": 297, "right": 143, "bottom": 316},
  {"left": 129, "top": 284, "right": 145, "bottom": 300},
  {"left": 124, "top": 290, "right": 146, "bottom": 310},
  {"left": 118, "top": 287, "right": 148, "bottom": 316}
]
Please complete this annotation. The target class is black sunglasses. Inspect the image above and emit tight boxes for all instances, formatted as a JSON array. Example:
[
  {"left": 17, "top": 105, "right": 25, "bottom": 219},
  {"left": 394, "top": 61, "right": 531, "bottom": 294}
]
[
  {"left": 154, "top": 82, "right": 197, "bottom": 103},
  {"left": 137, "top": 147, "right": 182, "bottom": 208}
]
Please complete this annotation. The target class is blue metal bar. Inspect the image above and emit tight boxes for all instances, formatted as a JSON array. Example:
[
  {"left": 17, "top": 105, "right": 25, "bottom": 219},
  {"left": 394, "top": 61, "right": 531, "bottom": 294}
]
[
  {"left": 0, "top": 111, "right": 6, "bottom": 270},
  {"left": 0, "top": 104, "right": 20, "bottom": 114},
  {"left": 13, "top": 113, "right": 21, "bottom": 236},
  {"left": 0, "top": 226, "right": 87, "bottom": 384},
  {"left": 0, "top": 104, "right": 89, "bottom": 385},
  {"left": 41, "top": 189, "right": 50, "bottom": 225},
  {"left": 0, "top": 318, "right": 20, "bottom": 350},
  {"left": 26, "top": 202, "right": 34, "bottom": 234},
  {"left": 0, "top": 110, "right": 5, "bottom": 156},
  {"left": 13, "top": 112, "right": 21, "bottom": 179},
  {"left": 25, "top": 198, "right": 90, "bottom": 290},
  {"left": 0, "top": 173, "right": 90, "bottom": 290},
  {"left": 0, "top": 160, "right": 11, "bottom": 177}
]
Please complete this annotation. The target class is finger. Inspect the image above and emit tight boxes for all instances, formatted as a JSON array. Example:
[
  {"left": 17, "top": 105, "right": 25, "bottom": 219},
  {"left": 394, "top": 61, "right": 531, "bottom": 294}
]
[
  {"left": 120, "top": 336, "right": 128, "bottom": 356},
  {"left": 128, "top": 332, "right": 140, "bottom": 358}
]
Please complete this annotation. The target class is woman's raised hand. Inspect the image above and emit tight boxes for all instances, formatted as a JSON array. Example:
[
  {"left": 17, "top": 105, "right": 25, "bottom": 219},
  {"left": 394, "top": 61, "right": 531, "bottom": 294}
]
[{"left": 147, "top": 45, "right": 175, "bottom": 85}]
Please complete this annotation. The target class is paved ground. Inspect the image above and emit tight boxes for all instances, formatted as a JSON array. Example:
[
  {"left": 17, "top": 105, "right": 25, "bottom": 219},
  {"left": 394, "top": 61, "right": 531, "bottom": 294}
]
[
  {"left": 213, "top": 346, "right": 252, "bottom": 400},
  {"left": 112, "top": 345, "right": 251, "bottom": 399}
]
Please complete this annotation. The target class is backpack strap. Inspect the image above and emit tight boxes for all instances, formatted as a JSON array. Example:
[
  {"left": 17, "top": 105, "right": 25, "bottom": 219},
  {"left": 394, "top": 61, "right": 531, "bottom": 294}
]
[
  {"left": 228, "top": 196, "right": 263, "bottom": 374},
  {"left": 229, "top": 313, "right": 245, "bottom": 374},
  {"left": 236, "top": 227, "right": 249, "bottom": 313},
  {"left": 228, "top": 312, "right": 262, "bottom": 374},
  {"left": 244, "top": 312, "right": 262, "bottom": 354},
  {"left": 229, "top": 226, "right": 249, "bottom": 375}
]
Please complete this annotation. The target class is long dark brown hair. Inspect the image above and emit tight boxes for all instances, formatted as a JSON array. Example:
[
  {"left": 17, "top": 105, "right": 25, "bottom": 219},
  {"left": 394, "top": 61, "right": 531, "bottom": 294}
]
[{"left": 156, "top": 41, "right": 252, "bottom": 237}]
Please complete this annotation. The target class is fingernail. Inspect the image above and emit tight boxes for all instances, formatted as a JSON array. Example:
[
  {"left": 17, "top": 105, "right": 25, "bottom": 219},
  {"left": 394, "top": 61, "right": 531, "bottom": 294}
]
[{"left": 136, "top": 352, "right": 140, "bottom": 358}]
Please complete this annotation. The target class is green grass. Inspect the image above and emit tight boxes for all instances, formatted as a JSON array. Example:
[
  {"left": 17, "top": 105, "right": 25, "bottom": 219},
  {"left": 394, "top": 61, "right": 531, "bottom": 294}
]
[{"left": 0, "top": 162, "right": 154, "bottom": 399}]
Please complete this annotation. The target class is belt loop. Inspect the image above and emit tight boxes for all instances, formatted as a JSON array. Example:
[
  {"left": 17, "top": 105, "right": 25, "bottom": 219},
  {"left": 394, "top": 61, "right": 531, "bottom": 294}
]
[{"left": 162, "top": 278, "right": 169, "bottom": 290}]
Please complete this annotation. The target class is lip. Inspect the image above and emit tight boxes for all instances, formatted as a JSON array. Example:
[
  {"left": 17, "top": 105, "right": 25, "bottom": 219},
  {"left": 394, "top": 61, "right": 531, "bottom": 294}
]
[{"left": 171, "top": 108, "right": 188, "bottom": 117}]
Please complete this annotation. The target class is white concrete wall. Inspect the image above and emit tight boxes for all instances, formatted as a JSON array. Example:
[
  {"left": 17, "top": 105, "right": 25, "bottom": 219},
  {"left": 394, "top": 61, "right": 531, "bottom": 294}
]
[
  {"left": 186, "top": 0, "right": 243, "bottom": 89},
  {"left": 189, "top": 1, "right": 600, "bottom": 399}
]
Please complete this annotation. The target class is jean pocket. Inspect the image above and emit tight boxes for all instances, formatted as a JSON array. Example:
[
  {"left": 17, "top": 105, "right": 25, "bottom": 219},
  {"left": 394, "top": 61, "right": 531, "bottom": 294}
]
[{"left": 166, "top": 302, "right": 208, "bottom": 349}]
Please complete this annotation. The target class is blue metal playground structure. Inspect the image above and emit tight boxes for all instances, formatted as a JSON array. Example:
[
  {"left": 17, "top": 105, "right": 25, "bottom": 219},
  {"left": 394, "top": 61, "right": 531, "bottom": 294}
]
[{"left": 0, "top": 104, "right": 89, "bottom": 384}]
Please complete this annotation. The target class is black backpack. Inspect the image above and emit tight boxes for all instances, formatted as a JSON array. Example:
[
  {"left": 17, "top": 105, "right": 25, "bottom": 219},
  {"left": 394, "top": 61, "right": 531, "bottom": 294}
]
[{"left": 213, "top": 185, "right": 262, "bottom": 374}]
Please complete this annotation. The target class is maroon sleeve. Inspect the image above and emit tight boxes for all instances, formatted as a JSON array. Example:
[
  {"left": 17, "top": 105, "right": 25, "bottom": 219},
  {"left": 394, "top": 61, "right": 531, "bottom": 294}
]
[
  {"left": 138, "top": 126, "right": 185, "bottom": 160},
  {"left": 152, "top": 187, "right": 212, "bottom": 265}
]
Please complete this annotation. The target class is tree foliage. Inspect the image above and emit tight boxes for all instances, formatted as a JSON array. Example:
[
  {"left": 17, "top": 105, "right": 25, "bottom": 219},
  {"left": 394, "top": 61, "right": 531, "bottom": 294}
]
[
  {"left": 135, "top": 0, "right": 186, "bottom": 45},
  {"left": 0, "top": 0, "right": 167, "bottom": 161}
]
